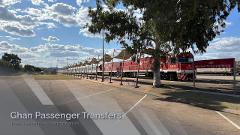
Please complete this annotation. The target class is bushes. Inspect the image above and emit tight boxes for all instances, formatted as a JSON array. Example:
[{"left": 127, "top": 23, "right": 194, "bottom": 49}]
[
  {"left": 0, "top": 53, "right": 22, "bottom": 70},
  {"left": 0, "top": 59, "right": 15, "bottom": 69},
  {"left": 24, "top": 64, "right": 43, "bottom": 73}
]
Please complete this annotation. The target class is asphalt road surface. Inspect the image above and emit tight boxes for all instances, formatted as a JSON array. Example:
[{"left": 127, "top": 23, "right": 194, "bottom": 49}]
[{"left": 0, "top": 75, "right": 240, "bottom": 135}]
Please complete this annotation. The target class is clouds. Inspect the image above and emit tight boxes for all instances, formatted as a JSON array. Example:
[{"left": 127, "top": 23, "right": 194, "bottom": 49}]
[
  {"left": 195, "top": 37, "right": 240, "bottom": 60},
  {"left": 51, "top": 3, "right": 76, "bottom": 16},
  {"left": 47, "top": 3, "right": 90, "bottom": 28},
  {"left": 0, "top": 22, "right": 36, "bottom": 37},
  {"left": 48, "top": 0, "right": 57, "bottom": 3},
  {"left": 0, "top": 0, "right": 99, "bottom": 38},
  {"left": 31, "top": 0, "right": 44, "bottom": 5},
  {"left": 0, "top": 41, "right": 105, "bottom": 67},
  {"left": 3, "top": 25, "right": 35, "bottom": 37},
  {"left": 0, "top": 41, "right": 13, "bottom": 51},
  {"left": 0, "top": 41, "right": 30, "bottom": 56},
  {"left": 0, "top": 6, "right": 18, "bottom": 21},
  {"left": 0, "top": 0, "right": 21, "bottom": 6},
  {"left": 209, "top": 37, "right": 240, "bottom": 52},
  {"left": 42, "top": 36, "right": 59, "bottom": 43},
  {"left": 0, "top": 35, "right": 20, "bottom": 41},
  {"left": 0, "top": 6, "right": 37, "bottom": 37},
  {"left": 0, "top": 6, "right": 37, "bottom": 26},
  {"left": 76, "top": 0, "right": 90, "bottom": 6}
]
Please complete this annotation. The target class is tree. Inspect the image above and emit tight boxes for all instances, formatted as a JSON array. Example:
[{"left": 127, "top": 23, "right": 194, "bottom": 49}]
[
  {"left": 24, "top": 65, "right": 43, "bottom": 73},
  {"left": 87, "top": 0, "right": 240, "bottom": 87},
  {"left": 2, "top": 53, "right": 21, "bottom": 70},
  {"left": 90, "top": 58, "right": 99, "bottom": 64}
]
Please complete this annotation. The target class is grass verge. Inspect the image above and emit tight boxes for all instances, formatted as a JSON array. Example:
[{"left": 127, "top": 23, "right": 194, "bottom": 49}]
[{"left": 33, "top": 74, "right": 75, "bottom": 80}]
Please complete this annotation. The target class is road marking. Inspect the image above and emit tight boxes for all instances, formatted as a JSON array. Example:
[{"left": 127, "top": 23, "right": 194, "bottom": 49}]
[
  {"left": 23, "top": 75, "right": 54, "bottom": 105},
  {"left": 61, "top": 88, "right": 116, "bottom": 105},
  {"left": 112, "top": 94, "right": 148, "bottom": 126},
  {"left": 77, "top": 88, "right": 115, "bottom": 100},
  {"left": 123, "top": 94, "right": 147, "bottom": 117},
  {"left": 216, "top": 111, "right": 240, "bottom": 130}
]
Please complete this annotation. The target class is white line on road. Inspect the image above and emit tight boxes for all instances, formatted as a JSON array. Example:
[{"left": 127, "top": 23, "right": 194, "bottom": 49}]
[
  {"left": 77, "top": 88, "right": 115, "bottom": 100},
  {"left": 60, "top": 88, "right": 116, "bottom": 105},
  {"left": 112, "top": 94, "right": 147, "bottom": 126},
  {"left": 23, "top": 75, "right": 54, "bottom": 105},
  {"left": 216, "top": 111, "right": 240, "bottom": 130},
  {"left": 123, "top": 94, "right": 147, "bottom": 117}
]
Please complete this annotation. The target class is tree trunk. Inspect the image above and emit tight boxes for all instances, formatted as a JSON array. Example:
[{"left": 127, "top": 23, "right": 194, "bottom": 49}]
[
  {"left": 152, "top": 44, "right": 161, "bottom": 88},
  {"left": 135, "top": 51, "right": 142, "bottom": 88},
  {"left": 152, "top": 59, "right": 161, "bottom": 88}
]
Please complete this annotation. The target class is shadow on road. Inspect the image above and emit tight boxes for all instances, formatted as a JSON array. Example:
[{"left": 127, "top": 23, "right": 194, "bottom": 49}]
[
  {"left": 153, "top": 90, "right": 240, "bottom": 113},
  {"left": 160, "top": 83, "right": 240, "bottom": 95},
  {"left": 0, "top": 67, "right": 22, "bottom": 76},
  {"left": 196, "top": 79, "right": 240, "bottom": 84}
]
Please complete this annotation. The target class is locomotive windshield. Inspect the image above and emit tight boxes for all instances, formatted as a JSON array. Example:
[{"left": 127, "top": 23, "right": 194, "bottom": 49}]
[{"left": 178, "top": 58, "right": 194, "bottom": 63}]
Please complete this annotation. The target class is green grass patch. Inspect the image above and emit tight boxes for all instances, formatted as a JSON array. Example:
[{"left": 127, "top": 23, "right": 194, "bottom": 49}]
[{"left": 33, "top": 74, "right": 75, "bottom": 80}]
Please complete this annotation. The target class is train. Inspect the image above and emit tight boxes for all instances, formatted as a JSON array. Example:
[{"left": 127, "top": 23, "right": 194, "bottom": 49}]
[
  {"left": 194, "top": 58, "right": 239, "bottom": 75},
  {"left": 63, "top": 52, "right": 195, "bottom": 81}
]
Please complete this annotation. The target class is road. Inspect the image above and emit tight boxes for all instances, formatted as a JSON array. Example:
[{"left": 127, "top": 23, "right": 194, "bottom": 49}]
[{"left": 0, "top": 75, "right": 240, "bottom": 135}]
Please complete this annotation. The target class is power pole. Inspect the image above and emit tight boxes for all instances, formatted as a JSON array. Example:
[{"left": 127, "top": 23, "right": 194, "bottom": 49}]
[
  {"left": 96, "top": 55, "right": 99, "bottom": 80},
  {"left": 102, "top": 32, "right": 105, "bottom": 82},
  {"left": 110, "top": 49, "right": 115, "bottom": 83},
  {"left": 135, "top": 50, "right": 142, "bottom": 88},
  {"left": 120, "top": 50, "right": 125, "bottom": 85},
  {"left": 193, "top": 57, "right": 196, "bottom": 88},
  {"left": 233, "top": 59, "right": 237, "bottom": 90}
]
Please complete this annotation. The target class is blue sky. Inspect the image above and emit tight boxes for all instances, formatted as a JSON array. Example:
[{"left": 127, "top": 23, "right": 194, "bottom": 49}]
[{"left": 0, "top": 0, "right": 240, "bottom": 67}]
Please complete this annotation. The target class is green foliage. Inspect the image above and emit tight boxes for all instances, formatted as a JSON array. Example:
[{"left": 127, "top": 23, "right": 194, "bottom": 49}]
[
  {"left": 78, "top": 62, "right": 84, "bottom": 66},
  {"left": 99, "top": 54, "right": 113, "bottom": 62},
  {"left": 24, "top": 65, "right": 43, "bottom": 73},
  {"left": 115, "top": 49, "right": 134, "bottom": 60},
  {"left": 1, "top": 53, "right": 21, "bottom": 70},
  {"left": 0, "top": 59, "right": 12, "bottom": 67},
  {"left": 90, "top": 57, "right": 99, "bottom": 64},
  {"left": 83, "top": 60, "right": 90, "bottom": 65},
  {"left": 88, "top": 0, "right": 239, "bottom": 54}
]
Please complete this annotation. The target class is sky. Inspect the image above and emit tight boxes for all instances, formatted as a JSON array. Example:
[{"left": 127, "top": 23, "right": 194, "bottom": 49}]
[{"left": 0, "top": 0, "right": 240, "bottom": 68}]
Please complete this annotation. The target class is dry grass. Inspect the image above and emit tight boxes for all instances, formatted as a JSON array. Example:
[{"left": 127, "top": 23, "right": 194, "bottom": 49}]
[{"left": 33, "top": 74, "right": 75, "bottom": 80}]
